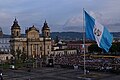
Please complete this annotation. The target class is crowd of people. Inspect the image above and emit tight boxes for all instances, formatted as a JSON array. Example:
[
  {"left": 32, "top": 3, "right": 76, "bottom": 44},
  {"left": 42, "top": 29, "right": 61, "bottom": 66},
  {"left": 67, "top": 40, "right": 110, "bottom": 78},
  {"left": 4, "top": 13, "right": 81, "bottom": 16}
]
[
  {"left": 54, "top": 53, "right": 120, "bottom": 72},
  {"left": 54, "top": 54, "right": 82, "bottom": 66}
]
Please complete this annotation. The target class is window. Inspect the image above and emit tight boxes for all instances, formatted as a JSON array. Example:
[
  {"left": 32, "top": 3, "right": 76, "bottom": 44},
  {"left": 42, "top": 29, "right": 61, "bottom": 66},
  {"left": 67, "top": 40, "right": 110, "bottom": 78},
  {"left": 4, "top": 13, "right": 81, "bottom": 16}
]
[
  {"left": 41, "top": 52, "right": 42, "bottom": 56},
  {"left": 47, "top": 46, "right": 49, "bottom": 49},
  {"left": 18, "top": 46, "right": 19, "bottom": 50},
  {"left": 23, "top": 47, "right": 25, "bottom": 51},
  {"left": 47, "top": 32, "right": 49, "bottom": 36},
  {"left": 40, "top": 46, "right": 42, "bottom": 50},
  {"left": 17, "top": 31, "right": 19, "bottom": 36},
  {"left": 6, "top": 56, "right": 8, "bottom": 60},
  {"left": 48, "top": 51, "right": 49, "bottom": 54}
]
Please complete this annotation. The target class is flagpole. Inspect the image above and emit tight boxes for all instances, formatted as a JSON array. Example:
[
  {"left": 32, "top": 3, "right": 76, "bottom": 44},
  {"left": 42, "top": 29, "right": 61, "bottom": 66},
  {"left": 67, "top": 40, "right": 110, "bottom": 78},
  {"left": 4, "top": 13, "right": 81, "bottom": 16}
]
[{"left": 83, "top": 8, "right": 86, "bottom": 75}]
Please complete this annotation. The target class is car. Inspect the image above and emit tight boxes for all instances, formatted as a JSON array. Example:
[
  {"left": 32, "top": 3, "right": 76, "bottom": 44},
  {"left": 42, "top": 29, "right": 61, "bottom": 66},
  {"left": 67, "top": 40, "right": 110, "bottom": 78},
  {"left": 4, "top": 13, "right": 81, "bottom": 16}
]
[{"left": 9, "top": 65, "right": 15, "bottom": 69}]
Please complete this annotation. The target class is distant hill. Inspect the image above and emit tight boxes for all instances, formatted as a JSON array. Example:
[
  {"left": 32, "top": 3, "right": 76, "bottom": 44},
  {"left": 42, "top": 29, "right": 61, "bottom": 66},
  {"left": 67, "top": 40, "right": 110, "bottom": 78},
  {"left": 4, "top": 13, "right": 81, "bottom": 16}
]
[
  {"left": 2, "top": 32, "right": 120, "bottom": 41},
  {"left": 111, "top": 32, "right": 120, "bottom": 38},
  {"left": 51, "top": 32, "right": 120, "bottom": 40}
]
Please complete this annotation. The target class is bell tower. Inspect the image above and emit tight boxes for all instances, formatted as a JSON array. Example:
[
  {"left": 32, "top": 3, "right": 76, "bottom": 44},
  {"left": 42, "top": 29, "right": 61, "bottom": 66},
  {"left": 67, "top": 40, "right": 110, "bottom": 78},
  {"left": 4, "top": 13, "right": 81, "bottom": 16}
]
[
  {"left": 11, "top": 18, "right": 21, "bottom": 38},
  {"left": 42, "top": 20, "right": 50, "bottom": 38}
]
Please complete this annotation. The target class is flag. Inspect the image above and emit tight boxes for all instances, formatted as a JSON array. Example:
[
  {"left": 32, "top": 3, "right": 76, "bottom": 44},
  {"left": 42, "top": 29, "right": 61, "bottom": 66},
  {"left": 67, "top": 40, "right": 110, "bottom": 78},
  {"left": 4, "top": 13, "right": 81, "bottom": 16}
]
[{"left": 84, "top": 10, "right": 113, "bottom": 52}]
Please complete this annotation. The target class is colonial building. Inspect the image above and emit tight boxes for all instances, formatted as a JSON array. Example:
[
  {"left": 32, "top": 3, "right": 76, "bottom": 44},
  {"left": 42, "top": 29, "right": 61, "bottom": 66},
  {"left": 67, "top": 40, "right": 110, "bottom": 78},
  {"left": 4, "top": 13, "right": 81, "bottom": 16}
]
[
  {"left": 0, "top": 27, "right": 10, "bottom": 53},
  {"left": 51, "top": 49, "right": 77, "bottom": 56},
  {"left": 10, "top": 18, "right": 51, "bottom": 58},
  {"left": 66, "top": 40, "right": 95, "bottom": 53}
]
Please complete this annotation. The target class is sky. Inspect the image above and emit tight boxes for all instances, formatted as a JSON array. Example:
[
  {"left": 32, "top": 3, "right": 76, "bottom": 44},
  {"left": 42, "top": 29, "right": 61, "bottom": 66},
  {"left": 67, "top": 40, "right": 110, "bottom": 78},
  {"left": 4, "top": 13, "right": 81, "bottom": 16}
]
[{"left": 0, "top": 0, "right": 120, "bottom": 34}]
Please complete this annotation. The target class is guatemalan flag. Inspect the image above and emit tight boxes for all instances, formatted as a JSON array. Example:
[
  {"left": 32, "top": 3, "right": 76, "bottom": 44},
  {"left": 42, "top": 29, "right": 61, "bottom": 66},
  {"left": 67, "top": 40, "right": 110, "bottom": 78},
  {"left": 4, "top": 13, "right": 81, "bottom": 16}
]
[{"left": 84, "top": 10, "right": 113, "bottom": 52}]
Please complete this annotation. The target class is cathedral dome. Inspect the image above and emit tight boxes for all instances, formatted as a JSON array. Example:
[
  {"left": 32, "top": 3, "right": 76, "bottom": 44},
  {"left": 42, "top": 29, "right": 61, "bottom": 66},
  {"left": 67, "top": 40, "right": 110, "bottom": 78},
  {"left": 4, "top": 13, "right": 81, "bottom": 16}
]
[{"left": 25, "top": 25, "right": 39, "bottom": 33}]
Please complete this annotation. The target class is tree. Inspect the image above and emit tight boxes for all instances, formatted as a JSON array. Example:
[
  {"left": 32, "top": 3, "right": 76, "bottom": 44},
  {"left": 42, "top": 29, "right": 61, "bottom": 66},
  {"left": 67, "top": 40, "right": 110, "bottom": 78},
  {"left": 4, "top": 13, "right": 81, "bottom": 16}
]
[
  {"left": 109, "top": 43, "right": 117, "bottom": 54},
  {"left": 109, "top": 42, "right": 120, "bottom": 55},
  {"left": 20, "top": 52, "right": 27, "bottom": 62},
  {"left": 11, "top": 49, "right": 15, "bottom": 57},
  {"left": 88, "top": 43, "right": 102, "bottom": 53},
  {"left": 116, "top": 42, "right": 120, "bottom": 52},
  {"left": 16, "top": 49, "right": 22, "bottom": 60}
]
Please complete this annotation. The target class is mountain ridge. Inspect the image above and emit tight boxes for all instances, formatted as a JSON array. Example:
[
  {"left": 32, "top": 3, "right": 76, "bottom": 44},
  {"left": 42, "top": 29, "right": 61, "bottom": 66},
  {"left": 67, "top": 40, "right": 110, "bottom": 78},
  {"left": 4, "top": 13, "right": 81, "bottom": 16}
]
[{"left": 50, "top": 32, "right": 120, "bottom": 40}]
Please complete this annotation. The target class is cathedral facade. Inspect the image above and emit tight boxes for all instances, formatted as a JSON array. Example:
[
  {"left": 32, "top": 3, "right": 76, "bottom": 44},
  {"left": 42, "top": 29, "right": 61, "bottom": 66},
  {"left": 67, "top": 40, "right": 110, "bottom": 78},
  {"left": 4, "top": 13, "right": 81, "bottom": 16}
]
[{"left": 10, "top": 18, "right": 51, "bottom": 59}]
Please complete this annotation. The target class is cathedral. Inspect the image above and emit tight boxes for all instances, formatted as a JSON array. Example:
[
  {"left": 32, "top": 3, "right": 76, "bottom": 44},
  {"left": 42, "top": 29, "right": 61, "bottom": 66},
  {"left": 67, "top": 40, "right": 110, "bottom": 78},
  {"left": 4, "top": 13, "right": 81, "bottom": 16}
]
[{"left": 10, "top": 18, "right": 51, "bottom": 59}]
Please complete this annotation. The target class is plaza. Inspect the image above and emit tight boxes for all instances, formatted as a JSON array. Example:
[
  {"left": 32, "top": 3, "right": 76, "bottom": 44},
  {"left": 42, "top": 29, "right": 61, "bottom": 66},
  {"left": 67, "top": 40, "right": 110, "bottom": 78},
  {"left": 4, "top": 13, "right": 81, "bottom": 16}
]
[{"left": 2, "top": 67, "right": 120, "bottom": 80}]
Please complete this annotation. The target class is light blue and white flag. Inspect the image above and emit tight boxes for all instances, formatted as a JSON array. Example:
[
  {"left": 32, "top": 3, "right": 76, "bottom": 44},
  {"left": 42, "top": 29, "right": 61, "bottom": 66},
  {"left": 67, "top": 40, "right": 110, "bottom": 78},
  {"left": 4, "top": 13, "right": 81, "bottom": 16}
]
[{"left": 84, "top": 10, "right": 113, "bottom": 52}]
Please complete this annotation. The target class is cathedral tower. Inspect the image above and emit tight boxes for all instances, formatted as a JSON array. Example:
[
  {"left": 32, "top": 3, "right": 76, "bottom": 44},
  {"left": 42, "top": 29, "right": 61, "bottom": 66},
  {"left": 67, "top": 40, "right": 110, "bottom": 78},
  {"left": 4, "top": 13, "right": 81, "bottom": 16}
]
[
  {"left": 11, "top": 18, "right": 21, "bottom": 38},
  {"left": 42, "top": 20, "right": 50, "bottom": 38}
]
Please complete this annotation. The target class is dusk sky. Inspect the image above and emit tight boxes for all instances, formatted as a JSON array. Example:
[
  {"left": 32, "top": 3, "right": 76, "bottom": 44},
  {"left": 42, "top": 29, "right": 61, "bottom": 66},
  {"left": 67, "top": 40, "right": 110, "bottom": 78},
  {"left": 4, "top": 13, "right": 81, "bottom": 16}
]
[{"left": 0, "top": 0, "right": 120, "bottom": 34}]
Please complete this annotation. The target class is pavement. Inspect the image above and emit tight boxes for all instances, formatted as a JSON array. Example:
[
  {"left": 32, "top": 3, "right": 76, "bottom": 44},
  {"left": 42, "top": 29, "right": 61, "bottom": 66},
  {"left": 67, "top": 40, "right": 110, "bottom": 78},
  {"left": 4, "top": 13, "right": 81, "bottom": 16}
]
[{"left": 2, "top": 67, "right": 120, "bottom": 80}]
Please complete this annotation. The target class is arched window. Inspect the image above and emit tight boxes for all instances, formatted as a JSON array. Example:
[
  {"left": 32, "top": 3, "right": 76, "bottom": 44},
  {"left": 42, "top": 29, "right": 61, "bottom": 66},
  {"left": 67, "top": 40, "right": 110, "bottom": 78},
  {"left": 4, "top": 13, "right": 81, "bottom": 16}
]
[
  {"left": 17, "top": 31, "right": 19, "bottom": 36},
  {"left": 47, "top": 46, "right": 49, "bottom": 49},
  {"left": 6, "top": 56, "right": 8, "bottom": 60},
  {"left": 48, "top": 51, "right": 49, "bottom": 55},
  {"left": 23, "top": 47, "right": 25, "bottom": 51},
  {"left": 40, "top": 46, "right": 42, "bottom": 50},
  {"left": 47, "top": 32, "right": 49, "bottom": 36}
]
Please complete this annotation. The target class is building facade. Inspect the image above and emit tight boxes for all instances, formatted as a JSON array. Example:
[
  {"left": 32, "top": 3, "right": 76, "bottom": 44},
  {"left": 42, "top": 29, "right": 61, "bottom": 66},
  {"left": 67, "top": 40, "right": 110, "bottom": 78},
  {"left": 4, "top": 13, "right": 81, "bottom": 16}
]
[
  {"left": 0, "top": 27, "right": 10, "bottom": 53},
  {"left": 10, "top": 19, "right": 51, "bottom": 58},
  {"left": 51, "top": 49, "right": 77, "bottom": 56}
]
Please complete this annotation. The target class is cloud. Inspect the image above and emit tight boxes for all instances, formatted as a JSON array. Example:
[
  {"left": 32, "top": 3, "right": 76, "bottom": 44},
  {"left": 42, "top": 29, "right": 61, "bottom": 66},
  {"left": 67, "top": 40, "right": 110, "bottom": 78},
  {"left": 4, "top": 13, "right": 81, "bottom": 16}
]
[
  {"left": 64, "top": 15, "right": 82, "bottom": 27},
  {"left": 63, "top": 11, "right": 103, "bottom": 32},
  {"left": 63, "top": 9, "right": 120, "bottom": 32},
  {"left": 0, "top": 0, "right": 120, "bottom": 34}
]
